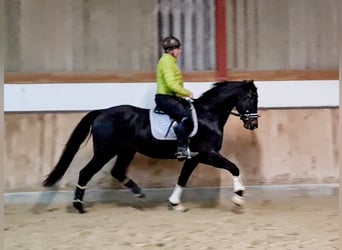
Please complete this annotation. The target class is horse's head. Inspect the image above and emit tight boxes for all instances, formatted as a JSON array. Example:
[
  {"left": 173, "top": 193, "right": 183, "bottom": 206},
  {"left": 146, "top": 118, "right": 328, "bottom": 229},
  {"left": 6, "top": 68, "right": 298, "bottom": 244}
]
[{"left": 234, "top": 80, "right": 259, "bottom": 130}]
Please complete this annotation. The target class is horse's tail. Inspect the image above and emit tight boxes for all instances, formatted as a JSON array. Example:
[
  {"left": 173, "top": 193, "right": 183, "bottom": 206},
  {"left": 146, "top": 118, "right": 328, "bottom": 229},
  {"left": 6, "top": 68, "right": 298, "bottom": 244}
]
[{"left": 42, "top": 110, "right": 102, "bottom": 187}]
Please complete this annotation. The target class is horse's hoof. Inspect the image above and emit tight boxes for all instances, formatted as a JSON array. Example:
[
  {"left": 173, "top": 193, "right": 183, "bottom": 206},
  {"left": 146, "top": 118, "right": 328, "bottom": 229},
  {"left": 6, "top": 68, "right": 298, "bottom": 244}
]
[
  {"left": 135, "top": 192, "right": 146, "bottom": 200},
  {"left": 231, "top": 191, "right": 245, "bottom": 207},
  {"left": 168, "top": 202, "right": 189, "bottom": 212},
  {"left": 73, "top": 201, "right": 87, "bottom": 214}
]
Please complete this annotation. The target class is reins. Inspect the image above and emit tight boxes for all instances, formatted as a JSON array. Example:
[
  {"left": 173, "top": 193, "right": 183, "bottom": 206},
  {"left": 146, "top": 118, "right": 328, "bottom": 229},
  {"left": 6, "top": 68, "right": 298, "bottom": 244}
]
[{"left": 230, "top": 111, "right": 241, "bottom": 117}]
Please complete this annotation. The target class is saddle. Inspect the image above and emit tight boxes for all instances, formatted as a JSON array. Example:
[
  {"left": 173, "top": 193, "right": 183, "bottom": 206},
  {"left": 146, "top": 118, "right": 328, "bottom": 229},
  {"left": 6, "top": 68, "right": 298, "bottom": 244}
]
[{"left": 149, "top": 102, "right": 198, "bottom": 140}]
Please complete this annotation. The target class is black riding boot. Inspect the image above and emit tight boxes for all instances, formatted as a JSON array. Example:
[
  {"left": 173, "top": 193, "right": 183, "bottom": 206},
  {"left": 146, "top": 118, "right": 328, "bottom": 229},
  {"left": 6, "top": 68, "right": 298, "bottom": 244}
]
[{"left": 174, "top": 119, "right": 198, "bottom": 160}]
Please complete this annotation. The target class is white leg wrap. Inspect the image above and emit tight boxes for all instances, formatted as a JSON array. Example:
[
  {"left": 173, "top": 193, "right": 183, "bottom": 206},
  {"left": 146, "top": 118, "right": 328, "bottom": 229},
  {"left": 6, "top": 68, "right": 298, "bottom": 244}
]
[
  {"left": 72, "top": 199, "right": 85, "bottom": 203},
  {"left": 232, "top": 176, "right": 245, "bottom": 206},
  {"left": 233, "top": 176, "right": 245, "bottom": 192},
  {"left": 169, "top": 185, "right": 183, "bottom": 204}
]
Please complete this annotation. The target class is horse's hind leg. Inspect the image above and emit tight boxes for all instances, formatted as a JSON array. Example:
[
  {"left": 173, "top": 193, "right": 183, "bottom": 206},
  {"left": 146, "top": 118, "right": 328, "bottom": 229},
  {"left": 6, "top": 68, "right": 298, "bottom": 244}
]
[
  {"left": 73, "top": 153, "right": 114, "bottom": 213},
  {"left": 110, "top": 150, "right": 145, "bottom": 198}
]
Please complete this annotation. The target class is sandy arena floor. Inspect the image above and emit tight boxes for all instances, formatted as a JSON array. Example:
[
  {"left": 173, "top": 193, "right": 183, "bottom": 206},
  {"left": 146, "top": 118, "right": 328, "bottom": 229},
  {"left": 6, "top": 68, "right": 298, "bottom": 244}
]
[{"left": 4, "top": 196, "right": 339, "bottom": 250}]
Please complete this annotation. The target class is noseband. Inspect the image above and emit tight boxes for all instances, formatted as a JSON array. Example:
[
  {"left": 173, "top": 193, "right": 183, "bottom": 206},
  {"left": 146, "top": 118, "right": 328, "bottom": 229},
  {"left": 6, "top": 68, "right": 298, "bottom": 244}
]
[{"left": 231, "top": 111, "right": 260, "bottom": 122}]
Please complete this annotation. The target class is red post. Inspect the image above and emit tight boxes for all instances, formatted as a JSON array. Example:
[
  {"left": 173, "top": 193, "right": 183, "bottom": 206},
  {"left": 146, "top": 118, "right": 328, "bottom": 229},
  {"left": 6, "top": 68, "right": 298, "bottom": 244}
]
[{"left": 215, "top": 0, "right": 228, "bottom": 80}]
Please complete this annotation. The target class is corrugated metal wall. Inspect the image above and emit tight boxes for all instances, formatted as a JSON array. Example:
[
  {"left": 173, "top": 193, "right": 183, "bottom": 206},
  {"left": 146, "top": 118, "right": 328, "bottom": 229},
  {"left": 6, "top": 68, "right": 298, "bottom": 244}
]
[
  {"left": 5, "top": 0, "right": 338, "bottom": 73},
  {"left": 227, "top": 0, "right": 338, "bottom": 70},
  {"left": 5, "top": 0, "right": 159, "bottom": 72},
  {"left": 157, "top": 0, "right": 216, "bottom": 71}
]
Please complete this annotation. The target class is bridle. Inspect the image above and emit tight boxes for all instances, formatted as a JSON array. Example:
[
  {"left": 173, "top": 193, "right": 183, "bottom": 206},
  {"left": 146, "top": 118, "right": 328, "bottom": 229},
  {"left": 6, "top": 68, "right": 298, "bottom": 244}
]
[
  {"left": 231, "top": 90, "right": 260, "bottom": 122},
  {"left": 231, "top": 111, "right": 260, "bottom": 122}
]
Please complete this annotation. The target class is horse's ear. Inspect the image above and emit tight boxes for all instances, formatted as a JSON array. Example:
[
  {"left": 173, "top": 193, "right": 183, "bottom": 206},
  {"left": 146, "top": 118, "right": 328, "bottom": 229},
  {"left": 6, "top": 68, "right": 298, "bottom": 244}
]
[{"left": 244, "top": 79, "right": 254, "bottom": 84}]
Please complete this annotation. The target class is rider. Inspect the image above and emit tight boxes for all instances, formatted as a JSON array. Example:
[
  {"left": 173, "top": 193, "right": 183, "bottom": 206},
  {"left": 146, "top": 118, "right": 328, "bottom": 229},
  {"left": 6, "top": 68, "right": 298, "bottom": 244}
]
[{"left": 155, "top": 36, "right": 198, "bottom": 160}]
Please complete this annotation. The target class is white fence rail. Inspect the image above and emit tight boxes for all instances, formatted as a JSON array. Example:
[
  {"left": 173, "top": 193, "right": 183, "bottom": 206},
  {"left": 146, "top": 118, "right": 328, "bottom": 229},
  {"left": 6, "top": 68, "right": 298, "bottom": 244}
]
[{"left": 4, "top": 81, "right": 339, "bottom": 112}]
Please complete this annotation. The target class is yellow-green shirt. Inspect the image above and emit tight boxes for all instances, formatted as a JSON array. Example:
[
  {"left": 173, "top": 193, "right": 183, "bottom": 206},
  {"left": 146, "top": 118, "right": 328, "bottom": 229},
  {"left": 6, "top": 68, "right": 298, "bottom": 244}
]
[{"left": 156, "top": 53, "right": 191, "bottom": 97}]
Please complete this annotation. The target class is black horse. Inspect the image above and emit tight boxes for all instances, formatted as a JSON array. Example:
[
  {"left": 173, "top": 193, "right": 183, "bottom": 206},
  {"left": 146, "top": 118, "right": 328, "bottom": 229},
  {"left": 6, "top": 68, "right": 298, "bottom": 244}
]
[{"left": 43, "top": 80, "right": 259, "bottom": 213}]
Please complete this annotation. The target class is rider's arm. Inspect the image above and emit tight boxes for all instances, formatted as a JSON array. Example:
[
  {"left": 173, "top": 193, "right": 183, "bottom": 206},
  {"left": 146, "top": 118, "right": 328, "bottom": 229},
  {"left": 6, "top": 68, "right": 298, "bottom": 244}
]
[{"left": 161, "top": 58, "right": 192, "bottom": 98}]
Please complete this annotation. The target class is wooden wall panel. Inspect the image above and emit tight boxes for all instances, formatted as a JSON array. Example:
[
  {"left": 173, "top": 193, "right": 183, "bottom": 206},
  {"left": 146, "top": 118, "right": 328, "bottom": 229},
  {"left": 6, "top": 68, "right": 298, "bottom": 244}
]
[
  {"left": 4, "top": 109, "right": 338, "bottom": 191},
  {"left": 4, "top": 70, "right": 338, "bottom": 83}
]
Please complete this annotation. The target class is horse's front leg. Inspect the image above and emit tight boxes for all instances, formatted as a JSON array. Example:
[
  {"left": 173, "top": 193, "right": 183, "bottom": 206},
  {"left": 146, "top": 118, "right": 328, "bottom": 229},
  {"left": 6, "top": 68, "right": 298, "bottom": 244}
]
[
  {"left": 200, "top": 151, "right": 245, "bottom": 206},
  {"left": 169, "top": 158, "right": 199, "bottom": 212}
]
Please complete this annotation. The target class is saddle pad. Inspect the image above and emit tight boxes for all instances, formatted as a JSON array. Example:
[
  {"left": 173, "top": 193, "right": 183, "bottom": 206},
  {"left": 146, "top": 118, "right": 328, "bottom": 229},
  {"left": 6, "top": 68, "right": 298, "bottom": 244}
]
[{"left": 149, "top": 107, "right": 198, "bottom": 140}]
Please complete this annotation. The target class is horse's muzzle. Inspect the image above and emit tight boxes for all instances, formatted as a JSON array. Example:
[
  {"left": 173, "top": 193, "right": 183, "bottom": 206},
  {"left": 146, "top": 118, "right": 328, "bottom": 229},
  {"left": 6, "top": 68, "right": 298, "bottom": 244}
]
[{"left": 244, "top": 118, "right": 258, "bottom": 130}]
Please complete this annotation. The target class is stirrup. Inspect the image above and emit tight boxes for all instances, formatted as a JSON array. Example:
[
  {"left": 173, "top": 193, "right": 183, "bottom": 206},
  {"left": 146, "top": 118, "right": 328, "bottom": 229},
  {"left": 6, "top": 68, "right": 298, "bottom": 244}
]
[{"left": 175, "top": 147, "right": 198, "bottom": 159}]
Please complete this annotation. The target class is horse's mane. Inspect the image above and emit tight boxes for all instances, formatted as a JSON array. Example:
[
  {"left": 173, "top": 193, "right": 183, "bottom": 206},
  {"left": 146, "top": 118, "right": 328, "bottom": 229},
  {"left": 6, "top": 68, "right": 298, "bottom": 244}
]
[{"left": 196, "top": 80, "right": 257, "bottom": 104}]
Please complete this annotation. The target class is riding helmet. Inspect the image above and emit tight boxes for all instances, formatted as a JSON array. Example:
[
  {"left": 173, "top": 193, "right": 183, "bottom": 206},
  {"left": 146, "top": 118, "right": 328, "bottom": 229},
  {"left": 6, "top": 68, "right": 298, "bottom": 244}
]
[{"left": 162, "top": 36, "right": 181, "bottom": 51}]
